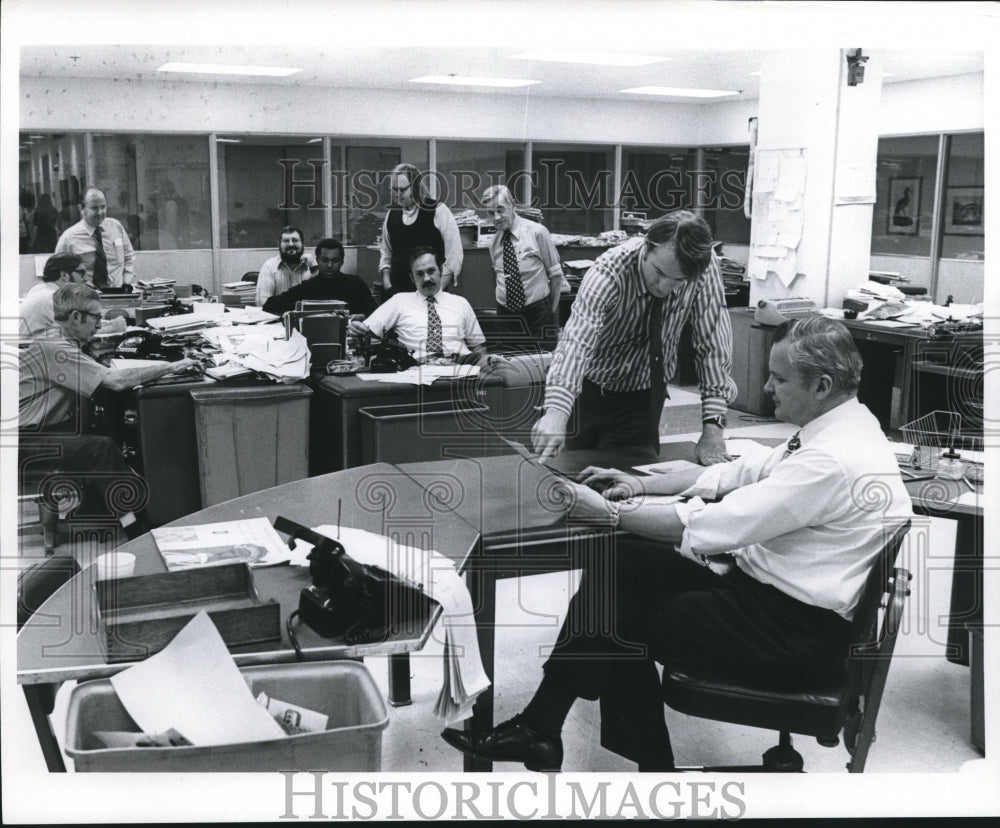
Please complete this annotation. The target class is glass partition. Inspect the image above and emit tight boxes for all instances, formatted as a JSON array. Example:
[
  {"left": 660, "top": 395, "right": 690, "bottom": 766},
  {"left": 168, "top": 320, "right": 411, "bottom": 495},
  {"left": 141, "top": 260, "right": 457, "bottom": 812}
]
[
  {"left": 18, "top": 132, "right": 88, "bottom": 253},
  {"left": 531, "top": 144, "right": 615, "bottom": 236},
  {"left": 870, "top": 135, "right": 939, "bottom": 257},
  {"left": 217, "top": 135, "right": 325, "bottom": 249},
  {"left": 435, "top": 140, "right": 528, "bottom": 214},
  {"left": 939, "top": 132, "right": 984, "bottom": 260}
]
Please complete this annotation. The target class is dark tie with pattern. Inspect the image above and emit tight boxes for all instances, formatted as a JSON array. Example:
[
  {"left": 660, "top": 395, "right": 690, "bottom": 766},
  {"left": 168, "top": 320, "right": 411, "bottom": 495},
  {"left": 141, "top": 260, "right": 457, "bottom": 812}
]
[
  {"left": 647, "top": 297, "right": 665, "bottom": 449},
  {"left": 92, "top": 224, "right": 109, "bottom": 288},
  {"left": 782, "top": 431, "right": 802, "bottom": 459},
  {"left": 502, "top": 230, "right": 526, "bottom": 312},
  {"left": 426, "top": 295, "right": 443, "bottom": 356}
]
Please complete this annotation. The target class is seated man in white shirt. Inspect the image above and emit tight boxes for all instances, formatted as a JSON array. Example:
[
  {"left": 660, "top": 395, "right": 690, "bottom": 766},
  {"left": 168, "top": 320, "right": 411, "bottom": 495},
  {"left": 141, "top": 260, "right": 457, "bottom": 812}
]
[
  {"left": 442, "top": 316, "right": 913, "bottom": 772},
  {"left": 19, "top": 253, "right": 86, "bottom": 338},
  {"left": 254, "top": 225, "right": 317, "bottom": 306},
  {"left": 349, "top": 246, "right": 489, "bottom": 366}
]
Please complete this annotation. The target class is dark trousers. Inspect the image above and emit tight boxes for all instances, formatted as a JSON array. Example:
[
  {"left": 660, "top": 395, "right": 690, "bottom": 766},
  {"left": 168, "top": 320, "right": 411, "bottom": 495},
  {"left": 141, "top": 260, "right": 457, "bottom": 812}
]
[
  {"left": 542, "top": 539, "right": 853, "bottom": 764},
  {"left": 565, "top": 379, "right": 666, "bottom": 454},
  {"left": 20, "top": 434, "right": 146, "bottom": 520},
  {"left": 496, "top": 299, "right": 559, "bottom": 352}
]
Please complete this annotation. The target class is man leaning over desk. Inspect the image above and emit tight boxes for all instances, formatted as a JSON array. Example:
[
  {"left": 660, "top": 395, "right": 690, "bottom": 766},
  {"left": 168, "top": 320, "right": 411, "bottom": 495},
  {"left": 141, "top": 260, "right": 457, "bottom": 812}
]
[
  {"left": 443, "top": 316, "right": 914, "bottom": 772},
  {"left": 349, "top": 246, "right": 490, "bottom": 367},
  {"left": 54, "top": 187, "right": 135, "bottom": 289},
  {"left": 19, "top": 283, "right": 197, "bottom": 543},
  {"left": 532, "top": 210, "right": 736, "bottom": 465},
  {"left": 255, "top": 225, "right": 317, "bottom": 307}
]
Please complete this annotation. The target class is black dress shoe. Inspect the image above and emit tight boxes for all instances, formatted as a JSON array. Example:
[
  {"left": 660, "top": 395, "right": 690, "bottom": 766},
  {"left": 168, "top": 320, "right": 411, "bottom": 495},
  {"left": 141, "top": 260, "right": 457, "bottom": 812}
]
[{"left": 441, "top": 716, "right": 562, "bottom": 772}]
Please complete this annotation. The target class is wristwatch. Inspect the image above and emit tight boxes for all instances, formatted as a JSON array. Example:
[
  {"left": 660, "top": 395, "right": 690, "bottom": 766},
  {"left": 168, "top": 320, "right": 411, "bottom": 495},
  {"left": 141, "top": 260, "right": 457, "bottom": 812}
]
[{"left": 702, "top": 415, "right": 727, "bottom": 429}]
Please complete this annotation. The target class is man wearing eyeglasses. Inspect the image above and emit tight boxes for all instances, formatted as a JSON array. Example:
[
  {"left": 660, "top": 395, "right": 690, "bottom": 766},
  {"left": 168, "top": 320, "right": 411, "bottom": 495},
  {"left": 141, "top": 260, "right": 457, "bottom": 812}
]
[
  {"left": 18, "top": 253, "right": 88, "bottom": 339},
  {"left": 378, "top": 163, "right": 463, "bottom": 298},
  {"left": 19, "top": 283, "right": 197, "bottom": 543}
]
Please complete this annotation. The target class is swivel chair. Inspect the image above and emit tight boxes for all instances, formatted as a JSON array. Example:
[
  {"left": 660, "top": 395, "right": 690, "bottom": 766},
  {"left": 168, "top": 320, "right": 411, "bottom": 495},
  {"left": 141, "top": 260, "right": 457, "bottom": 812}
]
[{"left": 662, "top": 520, "right": 912, "bottom": 772}]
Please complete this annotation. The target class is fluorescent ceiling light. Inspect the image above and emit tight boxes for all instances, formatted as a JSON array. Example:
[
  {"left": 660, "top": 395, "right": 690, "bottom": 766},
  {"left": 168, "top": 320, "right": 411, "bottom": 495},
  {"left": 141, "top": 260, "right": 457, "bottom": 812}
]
[
  {"left": 215, "top": 137, "right": 242, "bottom": 143},
  {"left": 621, "top": 86, "right": 740, "bottom": 98},
  {"left": 410, "top": 75, "right": 539, "bottom": 88},
  {"left": 511, "top": 49, "right": 668, "bottom": 67},
  {"left": 158, "top": 62, "right": 301, "bottom": 77},
  {"left": 749, "top": 71, "right": 762, "bottom": 77}
]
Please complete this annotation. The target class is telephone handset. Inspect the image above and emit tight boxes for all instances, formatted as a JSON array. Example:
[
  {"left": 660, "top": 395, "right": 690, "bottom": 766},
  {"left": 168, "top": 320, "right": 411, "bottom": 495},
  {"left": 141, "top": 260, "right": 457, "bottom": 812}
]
[{"left": 114, "top": 329, "right": 162, "bottom": 359}]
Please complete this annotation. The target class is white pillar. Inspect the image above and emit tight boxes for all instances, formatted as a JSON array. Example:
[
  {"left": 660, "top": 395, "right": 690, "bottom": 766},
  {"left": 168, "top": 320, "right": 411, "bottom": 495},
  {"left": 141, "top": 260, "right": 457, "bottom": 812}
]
[{"left": 750, "top": 49, "right": 883, "bottom": 309}]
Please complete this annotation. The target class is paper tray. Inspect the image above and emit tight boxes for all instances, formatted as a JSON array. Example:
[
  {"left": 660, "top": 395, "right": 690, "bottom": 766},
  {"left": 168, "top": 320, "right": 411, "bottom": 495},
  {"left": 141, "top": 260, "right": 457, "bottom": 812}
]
[
  {"left": 95, "top": 563, "right": 280, "bottom": 663},
  {"left": 65, "top": 661, "right": 389, "bottom": 772}
]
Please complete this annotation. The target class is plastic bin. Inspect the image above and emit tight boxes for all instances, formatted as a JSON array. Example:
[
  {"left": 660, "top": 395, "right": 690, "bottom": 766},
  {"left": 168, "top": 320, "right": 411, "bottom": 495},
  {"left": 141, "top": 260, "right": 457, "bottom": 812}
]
[
  {"left": 65, "top": 661, "right": 388, "bottom": 772},
  {"left": 190, "top": 384, "right": 312, "bottom": 507}
]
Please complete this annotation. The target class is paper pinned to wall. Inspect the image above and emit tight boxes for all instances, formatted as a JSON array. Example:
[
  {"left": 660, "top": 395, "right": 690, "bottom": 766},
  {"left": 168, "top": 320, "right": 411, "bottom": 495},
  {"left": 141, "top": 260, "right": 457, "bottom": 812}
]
[{"left": 749, "top": 148, "right": 807, "bottom": 288}]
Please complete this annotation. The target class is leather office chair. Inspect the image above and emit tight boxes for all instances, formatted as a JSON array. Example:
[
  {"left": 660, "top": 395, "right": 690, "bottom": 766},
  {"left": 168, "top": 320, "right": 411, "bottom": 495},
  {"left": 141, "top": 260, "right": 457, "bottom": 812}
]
[
  {"left": 241, "top": 270, "right": 259, "bottom": 285},
  {"left": 19, "top": 445, "right": 81, "bottom": 557},
  {"left": 662, "top": 520, "right": 912, "bottom": 772}
]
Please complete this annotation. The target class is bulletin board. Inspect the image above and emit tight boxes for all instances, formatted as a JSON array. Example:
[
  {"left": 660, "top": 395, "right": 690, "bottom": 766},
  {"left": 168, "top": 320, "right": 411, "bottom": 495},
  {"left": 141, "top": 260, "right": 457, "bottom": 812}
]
[{"left": 747, "top": 148, "right": 807, "bottom": 287}]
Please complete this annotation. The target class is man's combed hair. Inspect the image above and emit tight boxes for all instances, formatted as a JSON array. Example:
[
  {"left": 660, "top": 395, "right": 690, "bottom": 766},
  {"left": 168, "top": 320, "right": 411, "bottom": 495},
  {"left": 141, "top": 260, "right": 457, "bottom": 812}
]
[
  {"left": 315, "top": 237, "right": 344, "bottom": 258},
  {"left": 42, "top": 253, "right": 82, "bottom": 283},
  {"left": 774, "top": 316, "right": 863, "bottom": 394},
  {"left": 408, "top": 244, "right": 442, "bottom": 271},
  {"left": 278, "top": 225, "right": 304, "bottom": 243},
  {"left": 644, "top": 210, "right": 714, "bottom": 279},
  {"left": 53, "top": 283, "right": 101, "bottom": 321}
]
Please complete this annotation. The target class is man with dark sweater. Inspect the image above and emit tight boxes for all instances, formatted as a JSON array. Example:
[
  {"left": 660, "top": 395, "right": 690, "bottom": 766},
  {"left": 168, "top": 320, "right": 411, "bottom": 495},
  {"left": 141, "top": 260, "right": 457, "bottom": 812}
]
[{"left": 262, "top": 238, "right": 376, "bottom": 317}]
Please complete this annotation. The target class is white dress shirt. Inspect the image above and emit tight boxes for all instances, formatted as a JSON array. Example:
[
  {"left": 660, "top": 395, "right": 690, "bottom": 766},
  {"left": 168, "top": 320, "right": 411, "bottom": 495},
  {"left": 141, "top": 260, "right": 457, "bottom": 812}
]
[
  {"left": 361, "top": 290, "right": 485, "bottom": 362},
  {"left": 673, "top": 398, "right": 913, "bottom": 620}
]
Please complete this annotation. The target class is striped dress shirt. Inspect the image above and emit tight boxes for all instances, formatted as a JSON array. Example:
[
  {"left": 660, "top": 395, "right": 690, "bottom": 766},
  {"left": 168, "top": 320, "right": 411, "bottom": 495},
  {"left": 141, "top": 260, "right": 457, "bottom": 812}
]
[{"left": 543, "top": 236, "right": 737, "bottom": 419}]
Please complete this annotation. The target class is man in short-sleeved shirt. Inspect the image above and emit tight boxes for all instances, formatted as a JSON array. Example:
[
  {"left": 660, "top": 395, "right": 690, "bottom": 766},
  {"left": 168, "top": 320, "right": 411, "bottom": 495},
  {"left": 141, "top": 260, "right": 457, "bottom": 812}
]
[
  {"left": 54, "top": 188, "right": 135, "bottom": 288},
  {"left": 19, "top": 253, "right": 86, "bottom": 339},
  {"left": 350, "top": 247, "right": 487, "bottom": 365},
  {"left": 482, "top": 185, "right": 565, "bottom": 351},
  {"left": 19, "top": 283, "right": 196, "bottom": 541},
  {"left": 255, "top": 225, "right": 317, "bottom": 306}
]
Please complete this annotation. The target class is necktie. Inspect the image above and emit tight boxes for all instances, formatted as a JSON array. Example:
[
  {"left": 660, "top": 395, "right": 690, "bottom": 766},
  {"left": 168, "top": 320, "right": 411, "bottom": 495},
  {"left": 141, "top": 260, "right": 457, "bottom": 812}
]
[
  {"left": 426, "top": 295, "right": 443, "bottom": 357},
  {"left": 782, "top": 431, "right": 802, "bottom": 459},
  {"left": 647, "top": 296, "right": 666, "bottom": 450},
  {"left": 92, "top": 224, "right": 109, "bottom": 288},
  {"left": 502, "top": 231, "right": 526, "bottom": 312}
]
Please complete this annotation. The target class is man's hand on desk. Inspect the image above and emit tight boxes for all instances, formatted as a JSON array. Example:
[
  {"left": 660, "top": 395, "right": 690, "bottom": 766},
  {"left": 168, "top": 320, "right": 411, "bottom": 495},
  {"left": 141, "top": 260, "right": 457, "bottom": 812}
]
[
  {"left": 578, "top": 464, "right": 702, "bottom": 499},
  {"left": 557, "top": 478, "right": 619, "bottom": 524},
  {"left": 532, "top": 409, "right": 569, "bottom": 460},
  {"left": 695, "top": 425, "right": 732, "bottom": 466}
]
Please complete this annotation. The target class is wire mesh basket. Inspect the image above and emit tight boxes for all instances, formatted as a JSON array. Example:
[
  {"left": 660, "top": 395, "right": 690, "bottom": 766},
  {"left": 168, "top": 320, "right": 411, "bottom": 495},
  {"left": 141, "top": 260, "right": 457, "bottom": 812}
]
[{"left": 900, "top": 410, "right": 983, "bottom": 483}]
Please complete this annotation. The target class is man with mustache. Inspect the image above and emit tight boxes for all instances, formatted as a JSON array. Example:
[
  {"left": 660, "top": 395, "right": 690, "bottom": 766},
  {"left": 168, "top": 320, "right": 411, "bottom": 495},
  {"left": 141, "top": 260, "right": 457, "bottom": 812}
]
[
  {"left": 349, "top": 246, "right": 487, "bottom": 365},
  {"left": 254, "top": 225, "right": 317, "bottom": 306}
]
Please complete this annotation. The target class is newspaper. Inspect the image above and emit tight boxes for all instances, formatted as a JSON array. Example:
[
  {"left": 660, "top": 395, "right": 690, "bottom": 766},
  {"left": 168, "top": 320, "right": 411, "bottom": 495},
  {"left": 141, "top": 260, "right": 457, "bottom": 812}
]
[{"left": 151, "top": 517, "right": 292, "bottom": 571}]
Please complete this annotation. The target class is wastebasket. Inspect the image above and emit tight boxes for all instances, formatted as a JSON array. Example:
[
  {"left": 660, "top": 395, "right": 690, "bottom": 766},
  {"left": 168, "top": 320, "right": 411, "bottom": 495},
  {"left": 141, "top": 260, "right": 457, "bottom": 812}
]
[
  {"left": 65, "top": 661, "right": 389, "bottom": 772},
  {"left": 358, "top": 399, "right": 492, "bottom": 465},
  {"left": 190, "top": 384, "right": 312, "bottom": 507}
]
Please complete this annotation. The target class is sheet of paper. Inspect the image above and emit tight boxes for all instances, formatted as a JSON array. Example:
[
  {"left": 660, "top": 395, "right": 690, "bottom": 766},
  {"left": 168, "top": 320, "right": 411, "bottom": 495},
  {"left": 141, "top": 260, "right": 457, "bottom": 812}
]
[
  {"left": 110, "top": 611, "right": 285, "bottom": 746},
  {"left": 109, "top": 358, "right": 170, "bottom": 371},
  {"left": 775, "top": 156, "right": 807, "bottom": 201},
  {"left": 724, "top": 439, "right": 775, "bottom": 459},
  {"left": 632, "top": 459, "right": 702, "bottom": 475},
  {"left": 773, "top": 254, "right": 799, "bottom": 288}
]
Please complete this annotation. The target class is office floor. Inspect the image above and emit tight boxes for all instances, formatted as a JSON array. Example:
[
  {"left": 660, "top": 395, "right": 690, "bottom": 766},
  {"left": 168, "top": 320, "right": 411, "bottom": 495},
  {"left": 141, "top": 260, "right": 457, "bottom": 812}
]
[{"left": 12, "top": 387, "right": 983, "bottom": 774}]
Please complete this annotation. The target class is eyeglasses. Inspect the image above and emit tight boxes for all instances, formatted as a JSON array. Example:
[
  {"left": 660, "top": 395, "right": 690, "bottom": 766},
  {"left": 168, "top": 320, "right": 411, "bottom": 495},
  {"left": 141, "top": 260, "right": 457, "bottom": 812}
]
[
  {"left": 77, "top": 310, "right": 103, "bottom": 323},
  {"left": 390, "top": 184, "right": 412, "bottom": 194}
]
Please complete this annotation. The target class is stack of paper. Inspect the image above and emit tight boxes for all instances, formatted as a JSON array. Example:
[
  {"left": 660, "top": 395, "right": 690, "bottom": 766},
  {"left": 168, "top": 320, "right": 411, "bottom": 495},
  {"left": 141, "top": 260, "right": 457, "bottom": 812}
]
[{"left": 222, "top": 281, "right": 257, "bottom": 306}]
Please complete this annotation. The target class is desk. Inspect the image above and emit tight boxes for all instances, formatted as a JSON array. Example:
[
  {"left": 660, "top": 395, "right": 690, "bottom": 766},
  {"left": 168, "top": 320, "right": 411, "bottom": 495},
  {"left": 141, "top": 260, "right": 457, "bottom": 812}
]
[{"left": 17, "top": 463, "right": 481, "bottom": 772}]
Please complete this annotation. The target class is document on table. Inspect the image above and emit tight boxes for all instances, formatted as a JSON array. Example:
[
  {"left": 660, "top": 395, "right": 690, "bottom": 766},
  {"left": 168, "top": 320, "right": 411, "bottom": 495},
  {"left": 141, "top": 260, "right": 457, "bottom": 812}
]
[
  {"left": 151, "top": 517, "right": 292, "bottom": 571},
  {"left": 356, "top": 364, "right": 481, "bottom": 385},
  {"left": 110, "top": 611, "right": 285, "bottom": 746},
  {"left": 312, "top": 525, "right": 490, "bottom": 725}
]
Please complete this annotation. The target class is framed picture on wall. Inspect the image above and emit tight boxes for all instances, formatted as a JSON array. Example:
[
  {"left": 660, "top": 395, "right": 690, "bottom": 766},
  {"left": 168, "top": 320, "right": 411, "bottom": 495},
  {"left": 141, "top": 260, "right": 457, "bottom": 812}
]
[
  {"left": 887, "top": 176, "right": 921, "bottom": 236},
  {"left": 943, "top": 186, "right": 984, "bottom": 235}
]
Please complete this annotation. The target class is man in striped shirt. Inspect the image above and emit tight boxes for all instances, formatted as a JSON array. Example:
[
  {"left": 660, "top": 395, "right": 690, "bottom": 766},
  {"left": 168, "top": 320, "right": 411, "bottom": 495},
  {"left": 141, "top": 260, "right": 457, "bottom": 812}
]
[{"left": 532, "top": 211, "right": 737, "bottom": 465}]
